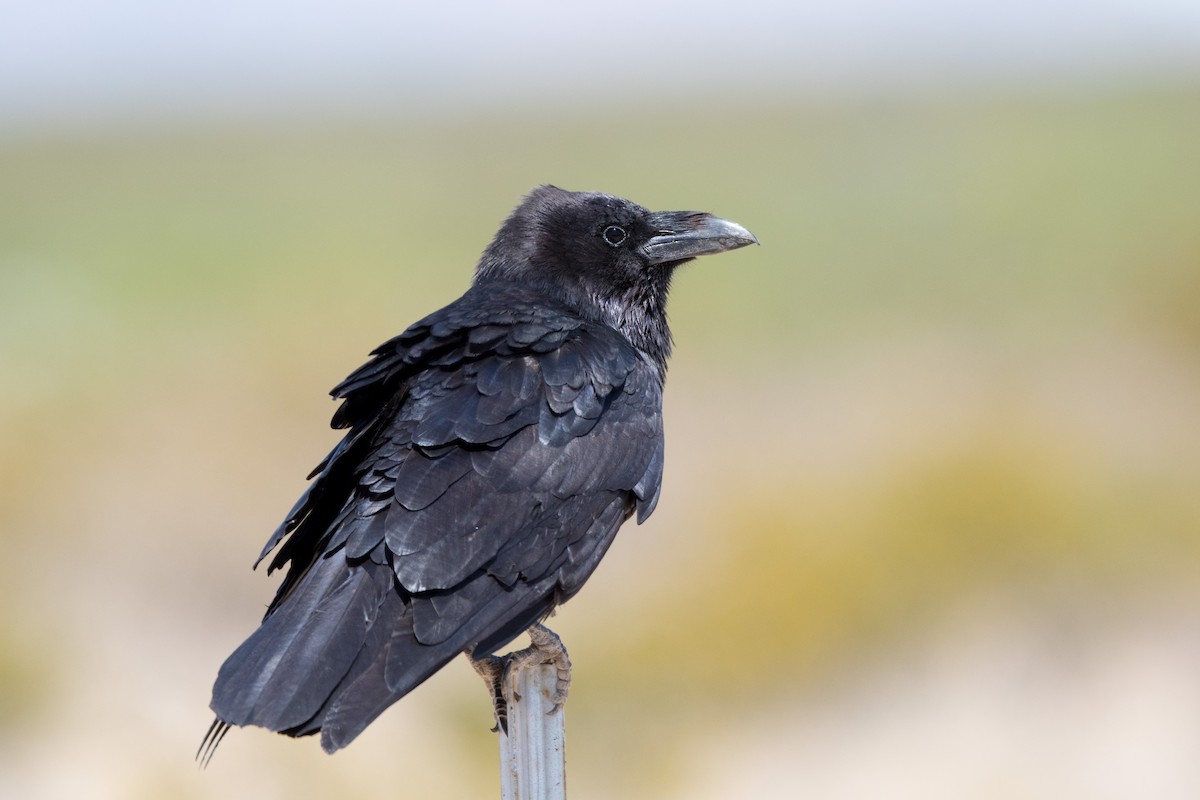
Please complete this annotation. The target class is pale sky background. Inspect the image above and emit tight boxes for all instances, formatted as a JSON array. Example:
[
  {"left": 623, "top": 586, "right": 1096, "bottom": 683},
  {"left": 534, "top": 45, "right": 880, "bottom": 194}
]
[{"left": 2, "top": 0, "right": 1199, "bottom": 132}]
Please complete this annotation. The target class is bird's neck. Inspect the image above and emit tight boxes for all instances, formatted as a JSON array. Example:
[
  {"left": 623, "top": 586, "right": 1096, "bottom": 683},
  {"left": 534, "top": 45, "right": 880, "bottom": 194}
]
[
  {"left": 473, "top": 273, "right": 676, "bottom": 379},
  {"left": 588, "top": 272, "right": 675, "bottom": 380}
]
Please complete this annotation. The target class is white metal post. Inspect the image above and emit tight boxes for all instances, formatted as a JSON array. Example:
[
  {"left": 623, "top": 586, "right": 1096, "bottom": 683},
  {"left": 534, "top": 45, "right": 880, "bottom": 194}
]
[{"left": 499, "top": 662, "right": 566, "bottom": 800}]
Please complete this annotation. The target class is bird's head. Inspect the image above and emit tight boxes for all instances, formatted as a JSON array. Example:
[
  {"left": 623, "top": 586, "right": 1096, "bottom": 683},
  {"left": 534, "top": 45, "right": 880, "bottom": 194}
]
[{"left": 475, "top": 186, "right": 757, "bottom": 358}]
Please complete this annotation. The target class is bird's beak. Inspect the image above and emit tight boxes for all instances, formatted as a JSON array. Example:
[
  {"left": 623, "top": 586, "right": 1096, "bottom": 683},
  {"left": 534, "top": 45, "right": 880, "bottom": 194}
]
[{"left": 639, "top": 211, "right": 759, "bottom": 265}]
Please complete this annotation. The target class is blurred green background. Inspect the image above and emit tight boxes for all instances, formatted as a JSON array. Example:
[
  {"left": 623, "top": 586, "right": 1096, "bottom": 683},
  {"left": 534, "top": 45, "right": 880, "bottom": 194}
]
[{"left": 3, "top": 3, "right": 1200, "bottom": 798}]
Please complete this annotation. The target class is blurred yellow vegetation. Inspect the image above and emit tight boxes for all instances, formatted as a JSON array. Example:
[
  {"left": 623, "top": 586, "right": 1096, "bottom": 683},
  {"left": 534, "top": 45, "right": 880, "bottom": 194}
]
[{"left": 580, "top": 415, "right": 1200, "bottom": 695}]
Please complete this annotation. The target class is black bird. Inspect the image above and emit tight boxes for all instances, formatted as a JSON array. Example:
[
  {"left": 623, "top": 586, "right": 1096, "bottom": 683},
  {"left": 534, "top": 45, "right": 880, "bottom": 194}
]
[{"left": 201, "top": 186, "right": 757, "bottom": 758}]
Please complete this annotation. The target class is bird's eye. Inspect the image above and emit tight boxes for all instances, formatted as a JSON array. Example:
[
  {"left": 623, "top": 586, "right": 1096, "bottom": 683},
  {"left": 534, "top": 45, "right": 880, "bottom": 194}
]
[{"left": 602, "top": 225, "right": 627, "bottom": 247}]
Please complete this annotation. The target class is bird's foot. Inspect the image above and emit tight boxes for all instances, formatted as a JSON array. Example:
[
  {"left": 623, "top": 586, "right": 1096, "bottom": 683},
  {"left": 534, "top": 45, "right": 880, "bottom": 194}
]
[
  {"left": 467, "top": 623, "right": 572, "bottom": 734},
  {"left": 506, "top": 623, "right": 572, "bottom": 712}
]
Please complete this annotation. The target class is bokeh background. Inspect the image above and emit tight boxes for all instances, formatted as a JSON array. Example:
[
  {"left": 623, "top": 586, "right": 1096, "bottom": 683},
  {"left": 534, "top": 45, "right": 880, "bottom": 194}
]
[{"left": 3, "top": 2, "right": 1200, "bottom": 798}]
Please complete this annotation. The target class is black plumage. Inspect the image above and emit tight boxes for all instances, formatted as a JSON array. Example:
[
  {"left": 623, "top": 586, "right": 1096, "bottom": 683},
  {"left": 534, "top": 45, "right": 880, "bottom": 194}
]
[{"left": 203, "top": 185, "right": 757, "bottom": 756}]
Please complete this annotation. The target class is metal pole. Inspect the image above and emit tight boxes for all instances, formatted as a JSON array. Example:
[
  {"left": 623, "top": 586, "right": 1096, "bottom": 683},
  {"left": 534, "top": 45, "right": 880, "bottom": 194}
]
[{"left": 499, "top": 662, "right": 566, "bottom": 800}]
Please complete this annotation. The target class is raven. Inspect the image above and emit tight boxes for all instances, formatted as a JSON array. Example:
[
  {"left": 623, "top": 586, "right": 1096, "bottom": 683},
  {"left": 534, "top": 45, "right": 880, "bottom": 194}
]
[{"left": 201, "top": 185, "right": 757, "bottom": 758}]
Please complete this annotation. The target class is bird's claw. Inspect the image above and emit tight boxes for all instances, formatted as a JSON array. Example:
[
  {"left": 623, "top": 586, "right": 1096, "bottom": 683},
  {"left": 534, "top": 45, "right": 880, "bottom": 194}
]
[
  {"left": 507, "top": 623, "right": 571, "bottom": 712},
  {"left": 467, "top": 623, "right": 572, "bottom": 734}
]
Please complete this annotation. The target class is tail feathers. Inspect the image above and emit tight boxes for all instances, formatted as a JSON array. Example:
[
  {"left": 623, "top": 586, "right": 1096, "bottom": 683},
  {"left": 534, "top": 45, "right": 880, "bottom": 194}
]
[
  {"left": 210, "top": 555, "right": 392, "bottom": 734},
  {"left": 207, "top": 552, "right": 566, "bottom": 755},
  {"left": 317, "top": 572, "right": 559, "bottom": 752},
  {"left": 315, "top": 593, "right": 434, "bottom": 752}
]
